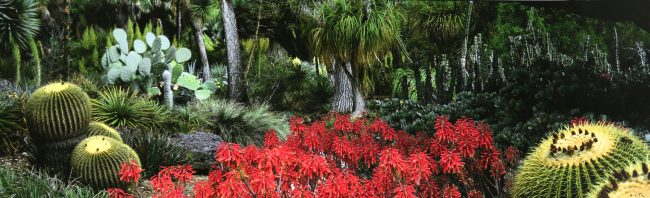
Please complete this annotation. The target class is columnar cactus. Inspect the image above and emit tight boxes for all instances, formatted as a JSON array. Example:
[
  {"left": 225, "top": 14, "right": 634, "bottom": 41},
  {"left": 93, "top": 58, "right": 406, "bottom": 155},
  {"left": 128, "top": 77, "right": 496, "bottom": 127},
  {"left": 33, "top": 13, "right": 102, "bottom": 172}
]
[
  {"left": 588, "top": 159, "right": 650, "bottom": 198},
  {"left": 513, "top": 122, "right": 650, "bottom": 198},
  {"left": 25, "top": 82, "right": 91, "bottom": 142},
  {"left": 87, "top": 122, "right": 123, "bottom": 142},
  {"left": 71, "top": 135, "right": 141, "bottom": 189}
]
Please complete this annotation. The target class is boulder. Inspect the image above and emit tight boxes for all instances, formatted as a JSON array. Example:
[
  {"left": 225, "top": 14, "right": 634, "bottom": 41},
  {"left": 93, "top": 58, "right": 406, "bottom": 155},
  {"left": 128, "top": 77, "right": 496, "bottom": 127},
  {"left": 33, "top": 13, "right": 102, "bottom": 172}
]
[{"left": 168, "top": 132, "right": 222, "bottom": 172}]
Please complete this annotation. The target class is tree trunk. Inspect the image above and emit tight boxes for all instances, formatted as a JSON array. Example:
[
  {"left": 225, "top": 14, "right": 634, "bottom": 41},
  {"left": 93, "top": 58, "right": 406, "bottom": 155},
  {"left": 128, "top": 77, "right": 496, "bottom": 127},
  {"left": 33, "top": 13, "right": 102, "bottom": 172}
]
[
  {"left": 351, "top": 77, "right": 366, "bottom": 117},
  {"left": 193, "top": 20, "right": 212, "bottom": 81},
  {"left": 412, "top": 62, "right": 423, "bottom": 102},
  {"left": 221, "top": 0, "right": 245, "bottom": 102},
  {"left": 424, "top": 62, "right": 433, "bottom": 102},
  {"left": 12, "top": 41, "right": 21, "bottom": 84},
  {"left": 331, "top": 60, "right": 353, "bottom": 113},
  {"left": 177, "top": 5, "right": 182, "bottom": 42},
  {"left": 30, "top": 38, "right": 41, "bottom": 86}
]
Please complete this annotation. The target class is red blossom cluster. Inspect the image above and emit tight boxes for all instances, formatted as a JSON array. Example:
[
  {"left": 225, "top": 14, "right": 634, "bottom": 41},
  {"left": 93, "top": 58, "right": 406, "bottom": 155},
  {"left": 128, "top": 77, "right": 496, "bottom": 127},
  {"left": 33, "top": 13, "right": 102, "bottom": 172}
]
[{"left": 109, "top": 114, "right": 519, "bottom": 198}]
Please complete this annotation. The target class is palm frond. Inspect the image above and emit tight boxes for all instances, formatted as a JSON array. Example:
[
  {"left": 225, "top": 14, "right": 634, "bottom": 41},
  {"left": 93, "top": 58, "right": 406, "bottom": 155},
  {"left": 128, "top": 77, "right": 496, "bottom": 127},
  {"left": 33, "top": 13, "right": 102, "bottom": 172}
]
[{"left": 0, "top": 0, "right": 40, "bottom": 48}]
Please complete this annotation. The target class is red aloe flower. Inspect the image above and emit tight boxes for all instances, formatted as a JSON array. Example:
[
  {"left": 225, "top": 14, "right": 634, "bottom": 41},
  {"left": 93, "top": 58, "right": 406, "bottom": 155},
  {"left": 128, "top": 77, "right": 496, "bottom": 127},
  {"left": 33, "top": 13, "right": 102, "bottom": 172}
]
[
  {"left": 264, "top": 130, "right": 280, "bottom": 148},
  {"left": 217, "top": 171, "right": 252, "bottom": 198},
  {"left": 378, "top": 148, "right": 408, "bottom": 177},
  {"left": 299, "top": 154, "right": 331, "bottom": 179},
  {"left": 290, "top": 116, "right": 308, "bottom": 134},
  {"left": 434, "top": 116, "right": 456, "bottom": 143},
  {"left": 477, "top": 122, "right": 495, "bottom": 149},
  {"left": 407, "top": 152, "right": 433, "bottom": 185},
  {"left": 208, "top": 169, "right": 223, "bottom": 184},
  {"left": 333, "top": 114, "right": 353, "bottom": 132},
  {"left": 442, "top": 185, "right": 461, "bottom": 198},
  {"left": 439, "top": 149, "right": 463, "bottom": 174},
  {"left": 170, "top": 164, "right": 195, "bottom": 184},
  {"left": 250, "top": 170, "right": 278, "bottom": 197},
  {"left": 118, "top": 160, "right": 142, "bottom": 183},
  {"left": 193, "top": 180, "right": 215, "bottom": 198},
  {"left": 150, "top": 173, "right": 174, "bottom": 193},
  {"left": 504, "top": 146, "right": 520, "bottom": 166},
  {"left": 468, "top": 189, "right": 484, "bottom": 198},
  {"left": 106, "top": 188, "right": 133, "bottom": 198},
  {"left": 215, "top": 143, "right": 245, "bottom": 167},
  {"left": 393, "top": 185, "right": 417, "bottom": 198}
]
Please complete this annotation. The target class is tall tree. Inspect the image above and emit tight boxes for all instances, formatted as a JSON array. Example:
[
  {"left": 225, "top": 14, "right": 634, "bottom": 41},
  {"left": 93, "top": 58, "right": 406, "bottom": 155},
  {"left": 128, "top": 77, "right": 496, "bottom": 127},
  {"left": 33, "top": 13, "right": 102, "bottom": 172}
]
[
  {"left": 221, "top": 0, "right": 245, "bottom": 102},
  {"left": 309, "top": 0, "right": 401, "bottom": 116},
  {"left": 189, "top": 0, "right": 219, "bottom": 81},
  {"left": 0, "top": 0, "right": 40, "bottom": 84}
]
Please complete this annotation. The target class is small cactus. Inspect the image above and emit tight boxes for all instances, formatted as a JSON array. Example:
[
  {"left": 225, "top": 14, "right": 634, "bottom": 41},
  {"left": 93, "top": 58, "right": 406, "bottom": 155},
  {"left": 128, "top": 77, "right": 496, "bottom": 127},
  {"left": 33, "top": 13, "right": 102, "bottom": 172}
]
[
  {"left": 71, "top": 135, "right": 141, "bottom": 189},
  {"left": 87, "top": 122, "right": 123, "bottom": 142},
  {"left": 588, "top": 159, "right": 650, "bottom": 198},
  {"left": 513, "top": 122, "right": 650, "bottom": 198}
]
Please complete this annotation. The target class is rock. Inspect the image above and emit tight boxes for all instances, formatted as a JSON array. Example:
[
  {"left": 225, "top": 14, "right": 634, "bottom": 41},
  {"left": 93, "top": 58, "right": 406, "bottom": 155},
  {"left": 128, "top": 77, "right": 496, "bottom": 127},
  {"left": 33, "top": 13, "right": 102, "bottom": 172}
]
[
  {"left": 0, "top": 79, "right": 16, "bottom": 92},
  {"left": 168, "top": 132, "right": 222, "bottom": 172}
]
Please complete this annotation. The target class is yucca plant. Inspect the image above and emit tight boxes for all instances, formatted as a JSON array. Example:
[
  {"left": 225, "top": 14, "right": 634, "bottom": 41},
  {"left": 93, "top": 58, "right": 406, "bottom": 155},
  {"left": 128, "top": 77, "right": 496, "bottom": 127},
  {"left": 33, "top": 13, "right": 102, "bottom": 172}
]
[{"left": 92, "top": 87, "right": 168, "bottom": 132}]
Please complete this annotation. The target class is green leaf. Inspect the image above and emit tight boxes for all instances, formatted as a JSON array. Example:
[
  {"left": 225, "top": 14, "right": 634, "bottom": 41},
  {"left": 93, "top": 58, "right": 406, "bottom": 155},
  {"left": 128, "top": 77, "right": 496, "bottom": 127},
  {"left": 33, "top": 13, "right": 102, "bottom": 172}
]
[
  {"left": 107, "top": 64, "right": 123, "bottom": 84},
  {"left": 176, "top": 72, "right": 200, "bottom": 90},
  {"left": 147, "top": 87, "right": 161, "bottom": 97},
  {"left": 175, "top": 48, "right": 192, "bottom": 63},
  {"left": 118, "top": 38, "right": 129, "bottom": 54},
  {"left": 108, "top": 46, "right": 121, "bottom": 62},
  {"left": 119, "top": 53, "right": 127, "bottom": 63},
  {"left": 139, "top": 58, "right": 152, "bottom": 76},
  {"left": 152, "top": 51, "right": 163, "bottom": 63},
  {"left": 165, "top": 46, "right": 176, "bottom": 63},
  {"left": 112, "top": 28, "right": 127, "bottom": 42},
  {"left": 120, "top": 66, "right": 135, "bottom": 82},
  {"left": 195, "top": 89, "right": 212, "bottom": 100},
  {"left": 145, "top": 32, "right": 156, "bottom": 47},
  {"left": 126, "top": 51, "right": 142, "bottom": 68},
  {"left": 158, "top": 35, "right": 170, "bottom": 50},
  {"left": 171, "top": 63, "right": 184, "bottom": 82},
  {"left": 134, "top": 39, "right": 147, "bottom": 54},
  {"left": 152, "top": 37, "right": 161, "bottom": 53}
]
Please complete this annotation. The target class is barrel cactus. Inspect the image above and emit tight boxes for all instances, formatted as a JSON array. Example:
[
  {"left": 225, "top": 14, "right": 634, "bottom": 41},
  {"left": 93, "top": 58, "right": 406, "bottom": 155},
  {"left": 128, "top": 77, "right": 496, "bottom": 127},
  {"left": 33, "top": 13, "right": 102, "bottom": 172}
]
[
  {"left": 88, "top": 122, "right": 123, "bottom": 142},
  {"left": 513, "top": 122, "right": 650, "bottom": 198},
  {"left": 25, "top": 82, "right": 91, "bottom": 142},
  {"left": 588, "top": 159, "right": 650, "bottom": 198},
  {"left": 71, "top": 135, "right": 141, "bottom": 189}
]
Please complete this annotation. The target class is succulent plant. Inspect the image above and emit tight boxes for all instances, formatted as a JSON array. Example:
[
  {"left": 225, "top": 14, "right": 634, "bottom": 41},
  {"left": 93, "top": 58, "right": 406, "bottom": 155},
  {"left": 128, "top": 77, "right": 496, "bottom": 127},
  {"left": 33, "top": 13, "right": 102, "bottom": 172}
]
[
  {"left": 25, "top": 82, "right": 91, "bottom": 142},
  {"left": 87, "top": 122, "right": 123, "bottom": 142},
  {"left": 101, "top": 28, "right": 192, "bottom": 96},
  {"left": 587, "top": 159, "right": 650, "bottom": 198},
  {"left": 71, "top": 135, "right": 141, "bottom": 189},
  {"left": 513, "top": 122, "right": 650, "bottom": 198}
]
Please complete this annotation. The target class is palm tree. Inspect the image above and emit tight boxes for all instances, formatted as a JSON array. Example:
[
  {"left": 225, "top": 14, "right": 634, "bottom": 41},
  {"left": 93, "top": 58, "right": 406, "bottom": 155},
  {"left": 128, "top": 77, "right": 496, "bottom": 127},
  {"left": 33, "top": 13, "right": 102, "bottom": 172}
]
[
  {"left": 189, "top": 0, "right": 219, "bottom": 81},
  {"left": 308, "top": 0, "right": 401, "bottom": 116},
  {"left": 0, "top": 0, "right": 40, "bottom": 84},
  {"left": 221, "top": 0, "right": 245, "bottom": 102}
]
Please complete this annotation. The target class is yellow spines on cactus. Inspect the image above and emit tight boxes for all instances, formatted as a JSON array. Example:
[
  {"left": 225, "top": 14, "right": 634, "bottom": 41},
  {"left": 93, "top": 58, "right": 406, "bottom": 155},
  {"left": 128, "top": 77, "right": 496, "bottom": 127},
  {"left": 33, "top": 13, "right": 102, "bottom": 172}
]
[
  {"left": 513, "top": 122, "right": 650, "bottom": 198},
  {"left": 588, "top": 159, "right": 650, "bottom": 198},
  {"left": 87, "top": 122, "right": 123, "bottom": 142},
  {"left": 71, "top": 135, "right": 140, "bottom": 189},
  {"left": 25, "top": 82, "right": 91, "bottom": 142}
]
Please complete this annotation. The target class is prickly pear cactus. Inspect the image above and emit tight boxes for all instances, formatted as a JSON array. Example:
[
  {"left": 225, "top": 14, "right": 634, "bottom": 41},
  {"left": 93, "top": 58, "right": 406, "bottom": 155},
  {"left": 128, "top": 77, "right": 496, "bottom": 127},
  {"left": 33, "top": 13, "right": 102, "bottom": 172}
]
[
  {"left": 513, "top": 122, "right": 650, "bottom": 198},
  {"left": 71, "top": 135, "right": 141, "bottom": 189},
  {"left": 25, "top": 82, "right": 91, "bottom": 142},
  {"left": 87, "top": 122, "right": 123, "bottom": 142}
]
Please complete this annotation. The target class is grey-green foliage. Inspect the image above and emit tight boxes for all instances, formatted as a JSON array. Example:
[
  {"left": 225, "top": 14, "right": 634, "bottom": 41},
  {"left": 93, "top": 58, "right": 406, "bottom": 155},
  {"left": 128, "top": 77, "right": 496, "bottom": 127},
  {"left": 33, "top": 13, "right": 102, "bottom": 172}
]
[
  {"left": 101, "top": 28, "right": 192, "bottom": 95},
  {"left": 0, "top": 167, "right": 107, "bottom": 197}
]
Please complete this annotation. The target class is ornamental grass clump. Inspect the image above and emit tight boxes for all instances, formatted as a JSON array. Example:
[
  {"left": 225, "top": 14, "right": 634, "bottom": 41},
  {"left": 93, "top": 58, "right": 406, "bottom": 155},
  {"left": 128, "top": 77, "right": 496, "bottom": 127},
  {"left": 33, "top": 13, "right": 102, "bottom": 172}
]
[{"left": 513, "top": 122, "right": 650, "bottom": 198}]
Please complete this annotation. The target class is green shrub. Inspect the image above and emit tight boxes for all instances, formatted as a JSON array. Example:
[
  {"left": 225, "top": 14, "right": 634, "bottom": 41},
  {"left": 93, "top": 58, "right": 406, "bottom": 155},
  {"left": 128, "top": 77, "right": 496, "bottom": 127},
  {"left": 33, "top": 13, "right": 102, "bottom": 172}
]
[
  {"left": 367, "top": 98, "right": 438, "bottom": 134},
  {"left": 188, "top": 99, "right": 290, "bottom": 146},
  {"left": 0, "top": 167, "right": 106, "bottom": 197},
  {"left": 170, "top": 104, "right": 213, "bottom": 133},
  {"left": 122, "top": 131, "right": 190, "bottom": 178},
  {"left": 92, "top": 87, "right": 168, "bottom": 132},
  {"left": 0, "top": 91, "right": 27, "bottom": 155}
]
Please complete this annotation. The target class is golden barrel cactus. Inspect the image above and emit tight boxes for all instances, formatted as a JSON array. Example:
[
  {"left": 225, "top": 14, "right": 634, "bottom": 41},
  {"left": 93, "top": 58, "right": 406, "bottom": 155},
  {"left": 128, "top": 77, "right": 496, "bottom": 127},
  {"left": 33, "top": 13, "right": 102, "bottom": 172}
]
[{"left": 71, "top": 135, "right": 140, "bottom": 189}]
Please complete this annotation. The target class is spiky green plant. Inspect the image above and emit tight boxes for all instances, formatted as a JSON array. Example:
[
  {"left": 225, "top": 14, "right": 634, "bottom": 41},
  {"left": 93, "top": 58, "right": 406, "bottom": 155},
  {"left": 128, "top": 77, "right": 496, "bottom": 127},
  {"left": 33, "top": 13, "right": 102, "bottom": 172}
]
[
  {"left": 0, "top": 91, "right": 26, "bottom": 154},
  {"left": 25, "top": 82, "right": 91, "bottom": 142},
  {"left": 122, "top": 131, "right": 190, "bottom": 178},
  {"left": 88, "top": 122, "right": 123, "bottom": 142},
  {"left": 92, "top": 87, "right": 168, "bottom": 132},
  {"left": 0, "top": 166, "right": 108, "bottom": 197},
  {"left": 587, "top": 159, "right": 650, "bottom": 198},
  {"left": 71, "top": 135, "right": 141, "bottom": 189},
  {"left": 0, "top": 0, "right": 40, "bottom": 84},
  {"left": 513, "top": 122, "right": 650, "bottom": 198}
]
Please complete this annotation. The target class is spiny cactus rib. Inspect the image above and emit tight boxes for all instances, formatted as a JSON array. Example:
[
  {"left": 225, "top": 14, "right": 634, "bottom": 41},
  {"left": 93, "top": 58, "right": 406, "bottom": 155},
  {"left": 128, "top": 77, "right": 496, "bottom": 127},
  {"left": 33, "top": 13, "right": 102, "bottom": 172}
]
[
  {"left": 26, "top": 82, "right": 91, "bottom": 142},
  {"left": 513, "top": 122, "right": 650, "bottom": 198},
  {"left": 87, "top": 122, "right": 123, "bottom": 142},
  {"left": 71, "top": 136, "right": 141, "bottom": 189},
  {"left": 589, "top": 159, "right": 650, "bottom": 198}
]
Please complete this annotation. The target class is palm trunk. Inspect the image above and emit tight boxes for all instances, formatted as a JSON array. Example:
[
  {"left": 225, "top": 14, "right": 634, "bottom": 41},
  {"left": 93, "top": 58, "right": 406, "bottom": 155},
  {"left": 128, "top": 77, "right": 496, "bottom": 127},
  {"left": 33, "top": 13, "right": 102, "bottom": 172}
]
[
  {"left": 221, "top": 0, "right": 245, "bottom": 102},
  {"left": 30, "top": 38, "right": 41, "bottom": 86},
  {"left": 351, "top": 78, "right": 366, "bottom": 117},
  {"left": 12, "top": 41, "right": 21, "bottom": 84},
  {"left": 331, "top": 60, "right": 353, "bottom": 112},
  {"left": 193, "top": 20, "right": 212, "bottom": 81}
]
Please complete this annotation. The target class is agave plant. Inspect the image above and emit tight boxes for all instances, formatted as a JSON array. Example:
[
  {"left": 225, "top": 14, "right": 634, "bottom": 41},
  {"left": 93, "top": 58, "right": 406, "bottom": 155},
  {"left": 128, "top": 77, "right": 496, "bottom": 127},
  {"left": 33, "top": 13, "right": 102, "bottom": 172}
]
[
  {"left": 0, "top": 0, "right": 40, "bottom": 84},
  {"left": 92, "top": 87, "right": 168, "bottom": 132}
]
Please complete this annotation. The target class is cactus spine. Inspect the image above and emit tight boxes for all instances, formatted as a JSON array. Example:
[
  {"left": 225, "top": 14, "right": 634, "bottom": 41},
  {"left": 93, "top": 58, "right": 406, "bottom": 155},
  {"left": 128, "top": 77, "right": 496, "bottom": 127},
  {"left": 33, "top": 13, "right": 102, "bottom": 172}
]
[
  {"left": 587, "top": 159, "right": 650, "bottom": 198},
  {"left": 513, "top": 122, "right": 650, "bottom": 198},
  {"left": 88, "top": 122, "right": 123, "bottom": 142},
  {"left": 71, "top": 135, "right": 141, "bottom": 189}
]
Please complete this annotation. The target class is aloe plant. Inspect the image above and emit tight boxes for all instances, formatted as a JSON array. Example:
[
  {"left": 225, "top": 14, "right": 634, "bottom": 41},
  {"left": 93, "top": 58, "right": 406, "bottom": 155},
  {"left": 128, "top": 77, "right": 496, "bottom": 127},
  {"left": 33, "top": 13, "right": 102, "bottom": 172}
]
[{"left": 101, "top": 28, "right": 193, "bottom": 97}]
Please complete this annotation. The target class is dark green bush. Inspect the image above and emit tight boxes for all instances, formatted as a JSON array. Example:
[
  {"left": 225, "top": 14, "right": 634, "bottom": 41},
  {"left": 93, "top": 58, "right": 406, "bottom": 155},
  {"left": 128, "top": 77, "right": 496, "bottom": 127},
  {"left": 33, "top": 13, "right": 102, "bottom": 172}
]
[
  {"left": 367, "top": 98, "right": 438, "bottom": 134},
  {"left": 92, "top": 87, "right": 169, "bottom": 133},
  {"left": 0, "top": 91, "right": 27, "bottom": 155},
  {"left": 121, "top": 131, "right": 190, "bottom": 178},
  {"left": 0, "top": 167, "right": 106, "bottom": 197}
]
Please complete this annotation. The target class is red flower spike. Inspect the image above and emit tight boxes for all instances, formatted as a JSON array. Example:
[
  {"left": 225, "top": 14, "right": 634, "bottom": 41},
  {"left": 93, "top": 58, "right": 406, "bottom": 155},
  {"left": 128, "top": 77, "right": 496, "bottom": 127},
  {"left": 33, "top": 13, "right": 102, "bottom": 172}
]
[
  {"left": 439, "top": 149, "right": 463, "bottom": 174},
  {"left": 250, "top": 170, "right": 278, "bottom": 197},
  {"left": 407, "top": 152, "right": 433, "bottom": 185},
  {"left": 106, "top": 188, "right": 133, "bottom": 198},
  {"left": 264, "top": 130, "right": 279, "bottom": 148},
  {"left": 193, "top": 181, "right": 215, "bottom": 198},
  {"left": 434, "top": 116, "right": 456, "bottom": 143},
  {"left": 217, "top": 171, "right": 251, "bottom": 198},
  {"left": 299, "top": 154, "right": 331, "bottom": 179},
  {"left": 468, "top": 189, "right": 484, "bottom": 198},
  {"left": 118, "top": 160, "right": 142, "bottom": 183},
  {"left": 170, "top": 164, "right": 195, "bottom": 184},
  {"left": 393, "top": 185, "right": 417, "bottom": 198},
  {"left": 442, "top": 185, "right": 461, "bottom": 198},
  {"left": 290, "top": 116, "right": 308, "bottom": 134},
  {"left": 215, "top": 143, "right": 245, "bottom": 167},
  {"left": 208, "top": 170, "right": 223, "bottom": 184},
  {"left": 378, "top": 148, "right": 408, "bottom": 177}
]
